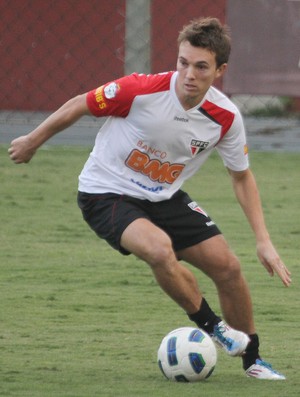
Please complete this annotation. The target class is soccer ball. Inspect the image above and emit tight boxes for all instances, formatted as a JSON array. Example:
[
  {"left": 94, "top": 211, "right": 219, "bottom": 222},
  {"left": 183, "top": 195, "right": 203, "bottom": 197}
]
[{"left": 157, "top": 327, "right": 217, "bottom": 382}]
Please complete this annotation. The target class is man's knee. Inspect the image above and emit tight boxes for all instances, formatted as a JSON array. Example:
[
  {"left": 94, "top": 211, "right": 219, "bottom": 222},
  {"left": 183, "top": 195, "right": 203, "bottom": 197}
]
[
  {"left": 214, "top": 252, "right": 242, "bottom": 284},
  {"left": 144, "top": 235, "right": 175, "bottom": 268}
]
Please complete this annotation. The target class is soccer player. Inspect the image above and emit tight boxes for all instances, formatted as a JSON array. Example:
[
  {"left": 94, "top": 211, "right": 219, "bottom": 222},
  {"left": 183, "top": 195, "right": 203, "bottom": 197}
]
[{"left": 8, "top": 17, "right": 291, "bottom": 379}]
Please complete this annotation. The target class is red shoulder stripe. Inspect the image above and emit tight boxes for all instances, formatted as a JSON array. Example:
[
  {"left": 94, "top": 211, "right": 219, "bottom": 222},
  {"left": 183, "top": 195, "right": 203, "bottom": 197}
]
[{"left": 199, "top": 100, "right": 235, "bottom": 143}]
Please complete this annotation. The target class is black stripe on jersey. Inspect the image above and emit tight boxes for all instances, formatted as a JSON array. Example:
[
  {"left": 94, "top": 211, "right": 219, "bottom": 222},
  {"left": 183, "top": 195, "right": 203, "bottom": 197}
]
[{"left": 198, "top": 106, "right": 221, "bottom": 126}]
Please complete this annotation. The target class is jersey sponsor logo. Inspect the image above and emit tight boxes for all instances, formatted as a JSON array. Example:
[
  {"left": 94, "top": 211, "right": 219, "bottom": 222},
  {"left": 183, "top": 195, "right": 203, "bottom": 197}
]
[
  {"left": 137, "top": 140, "right": 167, "bottom": 159},
  {"left": 104, "top": 82, "right": 120, "bottom": 99},
  {"left": 190, "top": 140, "right": 209, "bottom": 157},
  {"left": 187, "top": 201, "right": 208, "bottom": 217},
  {"left": 125, "top": 149, "right": 185, "bottom": 184},
  {"left": 130, "top": 178, "right": 164, "bottom": 193},
  {"left": 94, "top": 86, "right": 107, "bottom": 109}
]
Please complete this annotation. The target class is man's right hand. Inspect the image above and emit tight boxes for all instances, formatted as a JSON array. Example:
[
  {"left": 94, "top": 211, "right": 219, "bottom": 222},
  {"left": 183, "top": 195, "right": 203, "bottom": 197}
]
[{"left": 8, "top": 135, "right": 37, "bottom": 164}]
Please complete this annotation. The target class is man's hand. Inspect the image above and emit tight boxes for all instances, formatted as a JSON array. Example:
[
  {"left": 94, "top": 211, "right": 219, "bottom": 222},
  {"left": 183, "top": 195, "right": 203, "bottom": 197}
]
[
  {"left": 8, "top": 135, "right": 37, "bottom": 164},
  {"left": 256, "top": 239, "right": 292, "bottom": 287},
  {"left": 8, "top": 94, "right": 90, "bottom": 165}
]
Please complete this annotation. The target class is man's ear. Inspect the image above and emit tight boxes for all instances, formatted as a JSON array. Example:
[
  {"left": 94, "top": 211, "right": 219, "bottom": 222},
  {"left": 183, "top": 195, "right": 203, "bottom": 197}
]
[{"left": 216, "top": 63, "right": 227, "bottom": 78}]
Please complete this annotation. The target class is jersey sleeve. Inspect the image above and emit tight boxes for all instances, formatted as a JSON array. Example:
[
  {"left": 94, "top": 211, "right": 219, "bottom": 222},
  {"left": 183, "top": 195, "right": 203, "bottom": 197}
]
[
  {"left": 86, "top": 72, "right": 173, "bottom": 118},
  {"left": 216, "top": 109, "right": 249, "bottom": 171}
]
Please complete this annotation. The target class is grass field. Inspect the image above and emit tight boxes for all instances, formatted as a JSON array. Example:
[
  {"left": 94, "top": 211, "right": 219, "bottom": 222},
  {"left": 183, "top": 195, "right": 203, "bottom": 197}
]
[{"left": 1, "top": 145, "right": 299, "bottom": 396}]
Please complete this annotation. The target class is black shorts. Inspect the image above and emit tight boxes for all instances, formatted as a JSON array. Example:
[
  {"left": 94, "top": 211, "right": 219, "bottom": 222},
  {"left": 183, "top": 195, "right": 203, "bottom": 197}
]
[{"left": 77, "top": 190, "right": 221, "bottom": 255}]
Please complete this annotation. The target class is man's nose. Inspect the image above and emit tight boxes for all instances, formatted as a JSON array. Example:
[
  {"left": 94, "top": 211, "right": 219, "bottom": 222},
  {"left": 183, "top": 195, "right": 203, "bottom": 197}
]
[{"left": 186, "top": 65, "right": 195, "bottom": 79}]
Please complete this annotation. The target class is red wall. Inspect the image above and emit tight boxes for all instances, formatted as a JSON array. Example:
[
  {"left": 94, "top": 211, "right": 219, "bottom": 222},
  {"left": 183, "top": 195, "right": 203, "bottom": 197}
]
[
  {"left": 0, "top": 0, "right": 225, "bottom": 111},
  {"left": 151, "top": 0, "right": 226, "bottom": 74},
  {"left": 0, "top": 1, "right": 125, "bottom": 111}
]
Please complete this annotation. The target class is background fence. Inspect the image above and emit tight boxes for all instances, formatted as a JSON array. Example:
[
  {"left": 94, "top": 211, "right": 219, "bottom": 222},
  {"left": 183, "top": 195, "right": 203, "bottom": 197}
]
[{"left": 0, "top": 0, "right": 299, "bottom": 150}]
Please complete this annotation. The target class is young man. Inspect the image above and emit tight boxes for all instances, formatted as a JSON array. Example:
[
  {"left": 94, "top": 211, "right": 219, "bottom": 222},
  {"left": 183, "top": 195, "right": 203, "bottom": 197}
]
[{"left": 9, "top": 17, "right": 291, "bottom": 379}]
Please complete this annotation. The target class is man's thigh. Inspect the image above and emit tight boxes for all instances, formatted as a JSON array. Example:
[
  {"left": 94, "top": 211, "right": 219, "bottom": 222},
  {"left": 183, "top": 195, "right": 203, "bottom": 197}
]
[
  {"left": 177, "top": 234, "right": 239, "bottom": 279},
  {"left": 120, "top": 217, "right": 175, "bottom": 264}
]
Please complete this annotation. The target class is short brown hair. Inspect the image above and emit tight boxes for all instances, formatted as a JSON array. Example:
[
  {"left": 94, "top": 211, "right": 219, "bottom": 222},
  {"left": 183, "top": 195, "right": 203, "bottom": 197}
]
[{"left": 178, "top": 17, "right": 231, "bottom": 67}]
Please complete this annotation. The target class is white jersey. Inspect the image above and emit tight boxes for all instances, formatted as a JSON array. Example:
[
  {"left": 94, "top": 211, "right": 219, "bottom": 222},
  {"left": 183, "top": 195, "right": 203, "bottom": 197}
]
[{"left": 78, "top": 71, "right": 249, "bottom": 202}]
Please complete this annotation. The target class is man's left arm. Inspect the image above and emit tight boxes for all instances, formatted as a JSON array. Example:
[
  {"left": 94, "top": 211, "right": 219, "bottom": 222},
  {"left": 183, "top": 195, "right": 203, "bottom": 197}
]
[{"left": 228, "top": 168, "right": 292, "bottom": 287}]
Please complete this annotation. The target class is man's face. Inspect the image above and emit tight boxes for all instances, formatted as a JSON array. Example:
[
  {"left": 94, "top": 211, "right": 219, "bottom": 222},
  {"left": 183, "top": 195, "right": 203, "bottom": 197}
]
[{"left": 176, "top": 41, "right": 227, "bottom": 109}]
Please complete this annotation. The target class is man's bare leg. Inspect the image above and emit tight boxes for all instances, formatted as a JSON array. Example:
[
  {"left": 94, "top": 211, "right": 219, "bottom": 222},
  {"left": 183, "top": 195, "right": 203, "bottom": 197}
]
[
  {"left": 178, "top": 234, "right": 255, "bottom": 334},
  {"left": 121, "top": 218, "right": 203, "bottom": 314}
]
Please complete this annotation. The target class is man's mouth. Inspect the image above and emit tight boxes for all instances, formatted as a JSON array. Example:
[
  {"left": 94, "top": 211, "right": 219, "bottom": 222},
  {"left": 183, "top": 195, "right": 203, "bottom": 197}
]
[{"left": 184, "top": 83, "right": 196, "bottom": 90}]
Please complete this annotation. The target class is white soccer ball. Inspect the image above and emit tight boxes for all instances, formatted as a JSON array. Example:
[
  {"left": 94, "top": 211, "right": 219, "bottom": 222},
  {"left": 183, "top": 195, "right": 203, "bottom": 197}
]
[{"left": 157, "top": 327, "right": 217, "bottom": 382}]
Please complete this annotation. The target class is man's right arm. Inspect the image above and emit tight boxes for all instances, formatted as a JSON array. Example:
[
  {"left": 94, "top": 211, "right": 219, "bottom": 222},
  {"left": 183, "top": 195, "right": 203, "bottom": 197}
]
[{"left": 8, "top": 93, "right": 90, "bottom": 164}]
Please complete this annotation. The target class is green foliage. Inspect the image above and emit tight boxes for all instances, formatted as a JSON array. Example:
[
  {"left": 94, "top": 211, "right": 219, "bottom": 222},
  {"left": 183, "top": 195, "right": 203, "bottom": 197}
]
[{"left": 1, "top": 146, "right": 299, "bottom": 396}]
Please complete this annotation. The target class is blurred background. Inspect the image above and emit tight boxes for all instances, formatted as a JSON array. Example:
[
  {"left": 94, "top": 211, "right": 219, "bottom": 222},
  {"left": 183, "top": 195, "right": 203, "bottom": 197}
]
[{"left": 0, "top": 0, "right": 299, "bottom": 151}]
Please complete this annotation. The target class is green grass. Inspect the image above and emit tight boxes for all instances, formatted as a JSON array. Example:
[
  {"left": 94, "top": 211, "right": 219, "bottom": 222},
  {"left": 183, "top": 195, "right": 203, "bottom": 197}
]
[{"left": 1, "top": 145, "right": 299, "bottom": 396}]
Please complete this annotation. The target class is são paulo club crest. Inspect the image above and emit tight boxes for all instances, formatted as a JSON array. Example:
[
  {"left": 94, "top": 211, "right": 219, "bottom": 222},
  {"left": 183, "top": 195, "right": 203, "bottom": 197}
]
[
  {"left": 190, "top": 139, "right": 209, "bottom": 157},
  {"left": 187, "top": 201, "right": 208, "bottom": 217}
]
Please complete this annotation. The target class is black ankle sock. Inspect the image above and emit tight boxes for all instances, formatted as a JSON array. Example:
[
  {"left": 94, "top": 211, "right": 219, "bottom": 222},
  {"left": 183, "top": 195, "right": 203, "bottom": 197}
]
[
  {"left": 188, "top": 298, "right": 221, "bottom": 335},
  {"left": 242, "top": 333, "right": 260, "bottom": 370}
]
